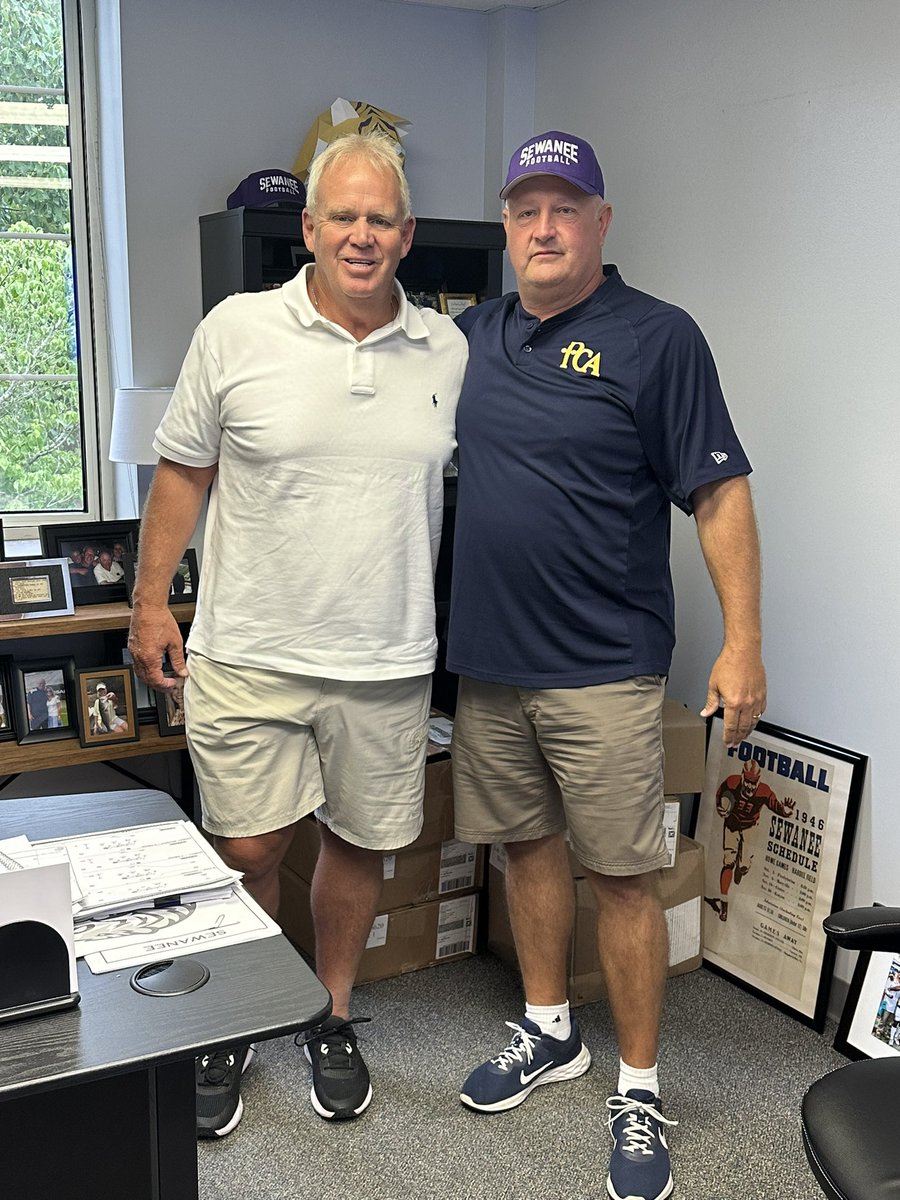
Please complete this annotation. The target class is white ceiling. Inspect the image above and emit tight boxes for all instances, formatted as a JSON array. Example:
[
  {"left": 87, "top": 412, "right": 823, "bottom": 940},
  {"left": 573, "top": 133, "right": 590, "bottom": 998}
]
[{"left": 387, "top": 0, "right": 565, "bottom": 11}]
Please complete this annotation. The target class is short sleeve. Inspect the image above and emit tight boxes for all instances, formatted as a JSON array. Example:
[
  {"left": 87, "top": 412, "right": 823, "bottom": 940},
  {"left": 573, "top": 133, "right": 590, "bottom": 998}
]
[
  {"left": 633, "top": 305, "right": 752, "bottom": 515},
  {"left": 152, "top": 320, "right": 224, "bottom": 467}
]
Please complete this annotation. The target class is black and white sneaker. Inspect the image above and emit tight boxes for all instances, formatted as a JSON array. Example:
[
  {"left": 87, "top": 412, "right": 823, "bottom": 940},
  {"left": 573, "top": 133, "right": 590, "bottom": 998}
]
[
  {"left": 297, "top": 1015, "right": 372, "bottom": 1120},
  {"left": 196, "top": 1043, "right": 257, "bottom": 1139}
]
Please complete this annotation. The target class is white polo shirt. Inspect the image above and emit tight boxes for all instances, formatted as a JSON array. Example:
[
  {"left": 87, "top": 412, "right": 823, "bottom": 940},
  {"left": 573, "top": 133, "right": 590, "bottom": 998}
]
[{"left": 154, "top": 265, "right": 468, "bottom": 680}]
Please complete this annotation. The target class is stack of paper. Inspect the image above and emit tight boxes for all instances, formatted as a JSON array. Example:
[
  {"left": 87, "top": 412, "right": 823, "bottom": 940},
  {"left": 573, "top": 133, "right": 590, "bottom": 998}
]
[{"left": 0, "top": 821, "right": 280, "bottom": 974}]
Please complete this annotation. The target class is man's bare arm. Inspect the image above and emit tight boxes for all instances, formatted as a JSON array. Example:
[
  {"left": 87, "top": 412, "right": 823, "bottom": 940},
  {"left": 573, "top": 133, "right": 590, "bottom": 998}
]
[
  {"left": 127, "top": 457, "right": 217, "bottom": 689},
  {"left": 692, "top": 475, "right": 767, "bottom": 747}
]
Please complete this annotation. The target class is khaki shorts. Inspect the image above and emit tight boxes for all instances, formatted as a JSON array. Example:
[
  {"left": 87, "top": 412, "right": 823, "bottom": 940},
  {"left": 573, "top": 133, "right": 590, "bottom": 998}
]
[
  {"left": 451, "top": 675, "right": 668, "bottom": 876},
  {"left": 185, "top": 652, "right": 432, "bottom": 849}
]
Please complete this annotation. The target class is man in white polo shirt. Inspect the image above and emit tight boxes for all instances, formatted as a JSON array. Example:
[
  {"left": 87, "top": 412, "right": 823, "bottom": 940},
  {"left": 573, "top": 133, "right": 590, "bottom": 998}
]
[{"left": 127, "top": 132, "right": 467, "bottom": 1139}]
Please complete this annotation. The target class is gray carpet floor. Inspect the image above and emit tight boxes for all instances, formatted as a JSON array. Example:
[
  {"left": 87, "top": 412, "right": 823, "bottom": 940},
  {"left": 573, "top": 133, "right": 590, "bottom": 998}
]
[{"left": 198, "top": 952, "right": 846, "bottom": 1199}]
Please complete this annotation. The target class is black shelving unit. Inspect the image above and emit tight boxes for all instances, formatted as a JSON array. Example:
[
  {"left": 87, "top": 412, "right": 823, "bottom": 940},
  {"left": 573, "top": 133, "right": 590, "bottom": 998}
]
[
  {"left": 198, "top": 208, "right": 506, "bottom": 715},
  {"left": 199, "top": 207, "right": 505, "bottom": 316}
]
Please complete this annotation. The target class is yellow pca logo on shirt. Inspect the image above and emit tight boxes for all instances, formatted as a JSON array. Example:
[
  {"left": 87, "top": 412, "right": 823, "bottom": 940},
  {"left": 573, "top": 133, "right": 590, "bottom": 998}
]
[{"left": 559, "top": 340, "right": 601, "bottom": 377}]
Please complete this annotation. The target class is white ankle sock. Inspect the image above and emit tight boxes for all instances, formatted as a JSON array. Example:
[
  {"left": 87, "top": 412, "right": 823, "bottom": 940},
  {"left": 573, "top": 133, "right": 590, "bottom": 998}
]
[
  {"left": 618, "top": 1059, "right": 659, "bottom": 1098},
  {"left": 524, "top": 1001, "right": 571, "bottom": 1040}
]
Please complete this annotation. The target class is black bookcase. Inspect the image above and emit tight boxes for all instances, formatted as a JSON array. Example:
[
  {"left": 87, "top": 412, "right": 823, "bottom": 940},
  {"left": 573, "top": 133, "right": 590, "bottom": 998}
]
[
  {"left": 198, "top": 207, "right": 506, "bottom": 715},
  {"left": 199, "top": 207, "right": 505, "bottom": 315}
]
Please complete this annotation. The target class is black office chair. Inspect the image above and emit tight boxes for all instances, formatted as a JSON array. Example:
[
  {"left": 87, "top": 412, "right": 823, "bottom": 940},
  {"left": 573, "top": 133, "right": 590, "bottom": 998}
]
[{"left": 801, "top": 906, "right": 900, "bottom": 1199}]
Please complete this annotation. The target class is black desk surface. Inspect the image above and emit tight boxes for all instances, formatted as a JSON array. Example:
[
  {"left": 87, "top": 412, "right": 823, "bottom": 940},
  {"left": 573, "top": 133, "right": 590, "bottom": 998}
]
[{"left": 0, "top": 789, "right": 331, "bottom": 1100}]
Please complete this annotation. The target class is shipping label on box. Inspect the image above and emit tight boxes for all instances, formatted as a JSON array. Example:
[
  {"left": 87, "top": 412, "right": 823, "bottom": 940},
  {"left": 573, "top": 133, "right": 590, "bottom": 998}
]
[
  {"left": 439, "top": 839, "right": 479, "bottom": 895},
  {"left": 366, "top": 913, "right": 389, "bottom": 950},
  {"left": 663, "top": 800, "right": 680, "bottom": 867},
  {"left": 435, "top": 893, "right": 477, "bottom": 959}
]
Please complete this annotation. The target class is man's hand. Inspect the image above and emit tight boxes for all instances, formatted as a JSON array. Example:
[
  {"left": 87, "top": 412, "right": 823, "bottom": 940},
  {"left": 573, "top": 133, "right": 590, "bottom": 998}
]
[
  {"left": 701, "top": 644, "right": 767, "bottom": 748},
  {"left": 128, "top": 604, "right": 188, "bottom": 690}
]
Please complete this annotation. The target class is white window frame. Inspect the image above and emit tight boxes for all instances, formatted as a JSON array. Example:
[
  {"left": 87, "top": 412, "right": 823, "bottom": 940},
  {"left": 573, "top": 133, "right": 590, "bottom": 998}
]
[{"left": 1, "top": 0, "right": 112, "bottom": 534}]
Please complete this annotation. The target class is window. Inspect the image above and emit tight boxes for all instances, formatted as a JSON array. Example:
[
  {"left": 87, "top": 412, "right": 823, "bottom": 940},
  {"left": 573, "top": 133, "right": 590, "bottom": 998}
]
[{"left": 0, "top": 0, "right": 99, "bottom": 519}]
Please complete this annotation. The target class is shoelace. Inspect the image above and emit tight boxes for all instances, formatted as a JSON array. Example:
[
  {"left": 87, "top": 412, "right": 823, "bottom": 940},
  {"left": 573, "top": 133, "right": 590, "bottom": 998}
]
[
  {"left": 606, "top": 1094, "right": 678, "bottom": 1155},
  {"left": 197, "top": 1048, "right": 237, "bottom": 1087},
  {"left": 491, "top": 1021, "right": 540, "bottom": 1070},
  {"left": 295, "top": 1016, "right": 372, "bottom": 1067}
]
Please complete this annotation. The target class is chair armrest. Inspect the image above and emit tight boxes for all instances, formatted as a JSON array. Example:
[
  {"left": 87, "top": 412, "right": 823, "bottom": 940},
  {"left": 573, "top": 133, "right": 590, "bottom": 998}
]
[{"left": 824, "top": 906, "right": 900, "bottom": 951}]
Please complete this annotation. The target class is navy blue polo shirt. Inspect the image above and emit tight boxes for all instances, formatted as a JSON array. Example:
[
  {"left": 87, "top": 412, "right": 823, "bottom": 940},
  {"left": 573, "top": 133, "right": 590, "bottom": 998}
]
[{"left": 447, "top": 265, "right": 752, "bottom": 688}]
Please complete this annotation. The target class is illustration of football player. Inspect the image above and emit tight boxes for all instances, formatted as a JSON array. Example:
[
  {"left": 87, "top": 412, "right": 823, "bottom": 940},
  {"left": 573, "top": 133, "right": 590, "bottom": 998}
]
[{"left": 704, "top": 760, "right": 795, "bottom": 922}]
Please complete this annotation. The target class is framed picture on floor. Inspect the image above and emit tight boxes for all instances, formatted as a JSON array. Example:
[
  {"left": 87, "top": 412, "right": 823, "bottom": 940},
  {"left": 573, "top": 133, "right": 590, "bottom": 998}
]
[
  {"left": 40, "top": 520, "right": 139, "bottom": 606},
  {"left": 834, "top": 913, "right": 900, "bottom": 1060},
  {"left": 693, "top": 716, "right": 866, "bottom": 1031},
  {"left": 11, "top": 657, "right": 77, "bottom": 744}
]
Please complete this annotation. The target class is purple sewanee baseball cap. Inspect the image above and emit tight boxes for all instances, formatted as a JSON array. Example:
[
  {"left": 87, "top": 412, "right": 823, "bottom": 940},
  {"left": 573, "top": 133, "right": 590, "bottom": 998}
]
[
  {"left": 227, "top": 169, "right": 306, "bottom": 210},
  {"left": 500, "top": 131, "right": 604, "bottom": 200}
]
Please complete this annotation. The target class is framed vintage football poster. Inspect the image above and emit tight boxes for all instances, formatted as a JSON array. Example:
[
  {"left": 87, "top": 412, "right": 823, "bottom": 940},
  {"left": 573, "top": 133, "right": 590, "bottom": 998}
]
[{"left": 694, "top": 716, "right": 866, "bottom": 1030}]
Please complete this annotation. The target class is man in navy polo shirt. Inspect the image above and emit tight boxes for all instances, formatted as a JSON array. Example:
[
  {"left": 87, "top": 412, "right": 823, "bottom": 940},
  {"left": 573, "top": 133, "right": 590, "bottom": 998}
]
[{"left": 449, "top": 131, "right": 766, "bottom": 1200}]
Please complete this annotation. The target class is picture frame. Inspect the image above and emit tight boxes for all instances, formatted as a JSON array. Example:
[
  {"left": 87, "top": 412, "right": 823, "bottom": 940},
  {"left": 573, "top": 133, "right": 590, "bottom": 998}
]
[
  {"left": 154, "top": 676, "right": 186, "bottom": 736},
  {"left": 0, "top": 558, "right": 75, "bottom": 621},
  {"left": 438, "top": 291, "right": 477, "bottom": 317},
  {"left": 0, "top": 654, "right": 16, "bottom": 741},
  {"left": 0, "top": 517, "right": 6, "bottom": 560},
  {"left": 693, "top": 715, "right": 866, "bottom": 1031},
  {"left": 121, "top": 548, "right": 199, "bottom": 607},
  {"left": 40, "top": 520, "right": 140, "bottom": 606},
  {"left": 11, "top": 657, "right": 77, "bottom": 744},
  {"left": 405, "top": 289, "right": 441, "bottom": 312},
  {"left": 833, "top": 909, "right": 900, "bottom": 1060},
  {"left": 103, "top": 633, "right": 158, "bottom": 725},
  {"left": 73, "top": 664, "right": 140, "bottom": 749}
]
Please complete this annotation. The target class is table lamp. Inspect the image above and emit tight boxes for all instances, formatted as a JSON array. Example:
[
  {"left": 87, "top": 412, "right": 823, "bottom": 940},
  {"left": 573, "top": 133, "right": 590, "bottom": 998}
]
[{"left": 108, "top": 387, "right": 174, "bottom": 464}]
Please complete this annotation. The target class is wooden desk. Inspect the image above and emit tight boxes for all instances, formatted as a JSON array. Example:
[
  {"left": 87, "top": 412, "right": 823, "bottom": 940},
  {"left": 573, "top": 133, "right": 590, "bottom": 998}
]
[{"left": 0, "top": 789, "right": 331, "bottom": 1200}]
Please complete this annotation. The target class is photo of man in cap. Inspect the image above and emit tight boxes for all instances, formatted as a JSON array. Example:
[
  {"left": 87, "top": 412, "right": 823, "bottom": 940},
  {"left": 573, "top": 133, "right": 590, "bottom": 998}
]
[{"left": 448, "top": 129, "right": 765, "bottom": 1200}]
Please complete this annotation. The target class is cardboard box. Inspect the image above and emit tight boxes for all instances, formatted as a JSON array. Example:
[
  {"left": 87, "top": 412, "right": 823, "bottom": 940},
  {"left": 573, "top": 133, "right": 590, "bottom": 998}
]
[
  {"left": 488, "top": 835, "right": 704, "bottom": 1007},
  {"left": 282, "top": 756, "right": 456, "bottom": 881},
  {"left": 283, "top": 813, "right": 483, "bottom": 909},
  {"left": 278, "top": 864, "right": 478, "bottom": 985},
  {"left": 662, "top": 699, "right": 707, "bottom": 794}
]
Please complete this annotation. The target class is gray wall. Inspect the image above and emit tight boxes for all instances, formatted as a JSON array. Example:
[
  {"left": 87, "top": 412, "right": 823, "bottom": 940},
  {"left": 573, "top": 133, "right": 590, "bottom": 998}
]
[
  {"left": 115, "top": 0, "right": 493, "bottom": 383},
  {"left": 532, "top": 0, "right": 900, "bottom": 938}
]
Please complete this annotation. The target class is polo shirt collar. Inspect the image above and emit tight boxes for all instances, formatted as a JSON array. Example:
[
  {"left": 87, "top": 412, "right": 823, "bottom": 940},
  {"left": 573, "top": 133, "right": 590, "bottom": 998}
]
[
  {"left": 514, "top": 264, "right": 623, "bottom": 329},
  {"left": 281, "top": 264, "right": 430, "bottom": 341}
]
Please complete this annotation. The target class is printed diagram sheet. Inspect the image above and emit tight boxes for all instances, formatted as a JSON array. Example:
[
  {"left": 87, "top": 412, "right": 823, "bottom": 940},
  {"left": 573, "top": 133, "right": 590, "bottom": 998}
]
[
  {"left": 77, "top": 884, "right": 280, "bottom": 974},
  {"left": 0, "top": 820, "right": 242, "bottom": 920}
]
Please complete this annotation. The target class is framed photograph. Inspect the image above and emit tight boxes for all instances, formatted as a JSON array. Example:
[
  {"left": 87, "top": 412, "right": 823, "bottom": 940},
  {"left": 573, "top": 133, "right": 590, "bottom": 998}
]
[
  {"left": 121, "top": 548, "right": 199, "bottom": 607},
  {"left": 11, "top": 657, "right": 77, "bottom": 744},
  {"left": 693, "top": 716, "right": 866, "bottom": 1030},
  {"left": 40, "top": 520, "right": 140, "bottom": 606},
  {"left": 103, "top": 634, "right": 157, "bottom": 724},
  {"left": 438, "top": 292, "right": 477, "bottom": 317},
  {"left": 73, "top": 665, "right": 140, "bottom": 748},
  {"left": 834, "top": 912, "right": 900, "bottom": 1060},
  {"left": 0, "top": 558, "right": 75, "bottom": 621},
  {"left": 0, "top": 654, "right": 16, "bottom": 741},
  {"left": 406, "top": 290, "right": 441, "bottom": 311},
  {"left": 155, "top": 676, "right": 186, "bottom": 736}
]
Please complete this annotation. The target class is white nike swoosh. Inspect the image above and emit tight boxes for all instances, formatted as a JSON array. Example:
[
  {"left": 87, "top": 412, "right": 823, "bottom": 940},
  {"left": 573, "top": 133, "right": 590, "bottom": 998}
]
[{"left": 519, "top": 1062, "right": 554, "bottom": 1085}]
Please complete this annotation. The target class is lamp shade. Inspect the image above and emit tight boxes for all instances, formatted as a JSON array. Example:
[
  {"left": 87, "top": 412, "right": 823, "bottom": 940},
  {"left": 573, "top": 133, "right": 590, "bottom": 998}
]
[{"left": 109, "top": 387, "right": 174, "bottom": 464}]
